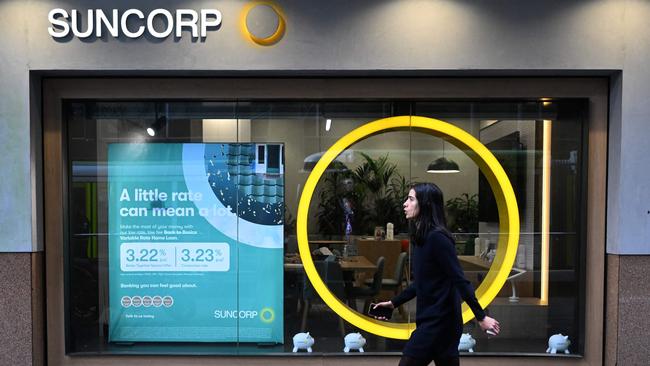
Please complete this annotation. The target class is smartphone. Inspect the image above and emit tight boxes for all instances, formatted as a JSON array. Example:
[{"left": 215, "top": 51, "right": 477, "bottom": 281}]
[{"left": 368, "top": 303, "right": 393, "bottom": 320}]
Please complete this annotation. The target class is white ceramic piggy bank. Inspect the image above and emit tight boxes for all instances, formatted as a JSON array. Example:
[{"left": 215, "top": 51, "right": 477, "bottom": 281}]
[
  {"left": 343, "top": 332, "right": 366, "bottom": 353},
  {"left": 292, "top": 332, "right": 314, "bottom": 353},
  {"left": 458, "top": 333, "right": 476, "bottom": 353},
  {"left": 546, "top": 334, "right": 571, "bottom": 354}
]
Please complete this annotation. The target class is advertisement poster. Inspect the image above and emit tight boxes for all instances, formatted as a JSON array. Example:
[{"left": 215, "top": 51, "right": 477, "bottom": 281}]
[{"left": 108, "top": 143, "right": 284, "bottom": 343}]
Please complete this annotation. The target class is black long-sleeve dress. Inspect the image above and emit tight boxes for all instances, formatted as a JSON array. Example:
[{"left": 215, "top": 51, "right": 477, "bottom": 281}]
[{"left": 391, "top": 229, "right": 486, "bottom": 359}]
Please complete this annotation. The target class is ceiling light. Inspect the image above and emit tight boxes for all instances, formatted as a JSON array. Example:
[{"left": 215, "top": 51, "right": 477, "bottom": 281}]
[
  {"left": 302, "top": 151, "right": 348, "bottom": 172},
  {"left": 426, "top": 157, "right": 460, "bottom": 173},
  {"left": 426, "top": 139, "right": 460, "bottom": 174},
  {"left": 146, "top": 115, "right": 166, "bottom": 137}
]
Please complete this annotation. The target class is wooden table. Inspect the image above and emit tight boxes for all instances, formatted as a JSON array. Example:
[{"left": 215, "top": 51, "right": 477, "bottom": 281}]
[
  {"left": 458, "top": 255, "right": 492, "bottom": 271},
  {"left": 339, "top": 256, "right": 377, "bottom": 272},
  {"left": 340, "top": 256, "right": 377, "bottom": 289},
  {"left": 283, "top": 255, "right": 376, "bottom": 272},
  {"left": 309, "top": 240, "right": 347, "bottom": 248}
]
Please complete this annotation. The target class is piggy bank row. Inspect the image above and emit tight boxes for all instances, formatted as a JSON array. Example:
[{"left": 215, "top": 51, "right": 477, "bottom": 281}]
[
  {"left": 292, "top": 332, "right": 367, "bottom": 353},
  {"left": 459, "top": 333, "right": 571, "bottom": 354},
  {"left": 294, "top": 332, "right": 571, "bottom": 354}
]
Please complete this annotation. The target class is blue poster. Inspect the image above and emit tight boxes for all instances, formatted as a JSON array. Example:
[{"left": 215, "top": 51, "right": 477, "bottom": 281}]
[{"left": 108, "top": 143, "right": 284, "bottom": 343}]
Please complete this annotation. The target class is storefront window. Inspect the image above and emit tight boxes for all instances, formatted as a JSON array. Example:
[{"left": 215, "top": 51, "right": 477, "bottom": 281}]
[{"left": 65, "top": 99, "right": 586, "bottom": 356}]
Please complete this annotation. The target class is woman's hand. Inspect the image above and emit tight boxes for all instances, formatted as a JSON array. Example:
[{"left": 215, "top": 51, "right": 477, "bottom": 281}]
[
  {"left": 371, "top": 301, "right": 395, "bottom": 320},
  {"left": 478, "top": 316, "right": 500, "bottom": 335}
]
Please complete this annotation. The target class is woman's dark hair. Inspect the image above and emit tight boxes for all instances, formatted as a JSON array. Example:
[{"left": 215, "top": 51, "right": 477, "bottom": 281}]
[{"left": 409, "top": 182, "right": 453, "bottom": 245}]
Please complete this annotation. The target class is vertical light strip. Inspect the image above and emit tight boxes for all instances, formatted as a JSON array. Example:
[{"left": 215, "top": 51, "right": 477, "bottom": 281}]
[
  {"left": 85, "top": 183, "right": 92, "bottom": 259},
  {"left": 541, "top": 119, "right": 552, "bottom": 305},
  {"left": 92, "top": 183, "right": 98, "bottom": 258}
]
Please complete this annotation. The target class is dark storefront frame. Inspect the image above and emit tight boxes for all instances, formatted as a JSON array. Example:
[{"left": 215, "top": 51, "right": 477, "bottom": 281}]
[{"left": 42, "top": 77, "right": 608, "bottom": 366}]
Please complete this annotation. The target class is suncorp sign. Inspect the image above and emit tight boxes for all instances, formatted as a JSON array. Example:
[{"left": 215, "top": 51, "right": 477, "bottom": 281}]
[{"left": 48, "top": 8, "right": 222, "bottom": 39}]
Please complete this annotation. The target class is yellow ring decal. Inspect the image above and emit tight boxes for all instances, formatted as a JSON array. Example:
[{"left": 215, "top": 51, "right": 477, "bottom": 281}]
[
  {"left": 241, "top": 2, "right": 286, "bottom": 46},
  {"left": 260, "top": 307, "right": 275, "bottom": 323},
  {"left": 297, "top": 116, "right": 520, "bottom": 340}
]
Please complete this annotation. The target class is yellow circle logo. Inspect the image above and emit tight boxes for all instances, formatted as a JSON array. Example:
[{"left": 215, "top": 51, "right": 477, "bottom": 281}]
[
  {"left": 260, "top": 307, "right": 275, "bottom": 323},
  {"left": 241, "top": 2, "right": 286, "bottom": 46},
  {"left": 297, "top": 116, "right": 520, "bottom": 339}
]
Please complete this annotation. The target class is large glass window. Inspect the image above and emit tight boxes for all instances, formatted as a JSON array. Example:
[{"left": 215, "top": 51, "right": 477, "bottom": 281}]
[{"left": 65, "top": 99, "right": 587, "bottom": 356}]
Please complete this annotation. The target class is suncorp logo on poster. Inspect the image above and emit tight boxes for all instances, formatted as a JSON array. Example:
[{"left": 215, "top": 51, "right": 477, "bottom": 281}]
[
  {"left": 214, "top": 307, "right": 275, "bottom": 322},
  {"left": 214, "top": 309, "right": 259, "bottom": 320}
]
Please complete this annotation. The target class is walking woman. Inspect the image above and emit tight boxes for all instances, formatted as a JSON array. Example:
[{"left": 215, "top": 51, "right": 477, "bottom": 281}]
[{"left": 373, "top": 183, "right": 500, "bottom": 366}]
